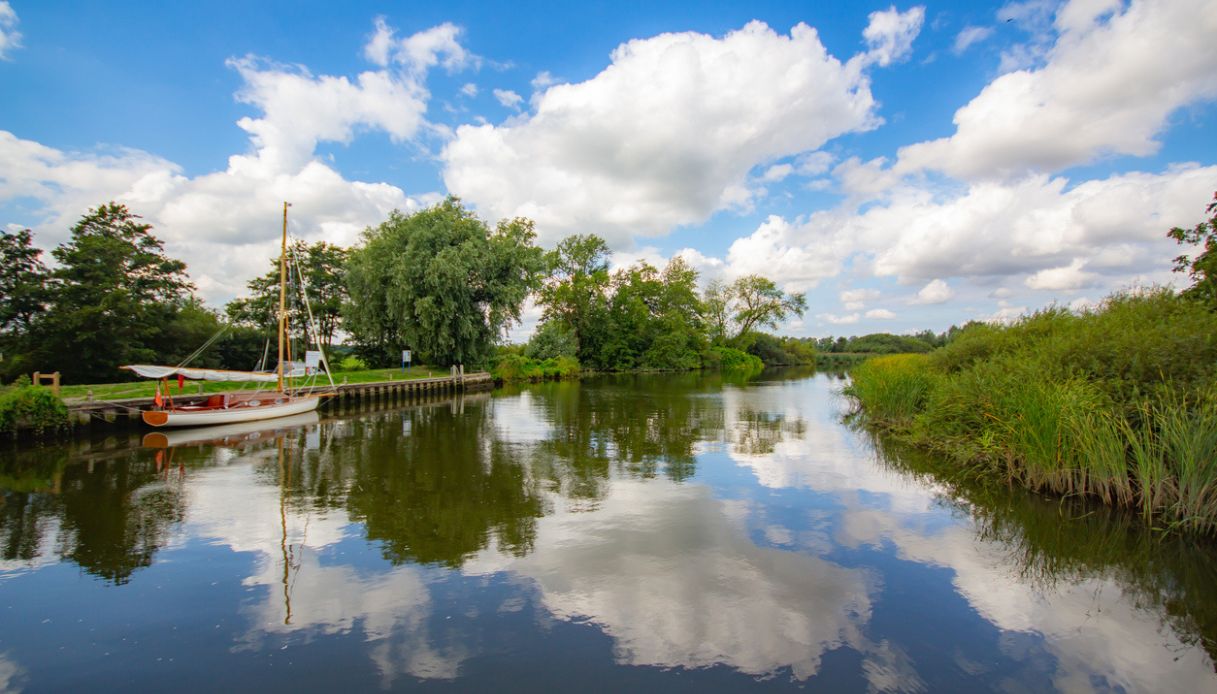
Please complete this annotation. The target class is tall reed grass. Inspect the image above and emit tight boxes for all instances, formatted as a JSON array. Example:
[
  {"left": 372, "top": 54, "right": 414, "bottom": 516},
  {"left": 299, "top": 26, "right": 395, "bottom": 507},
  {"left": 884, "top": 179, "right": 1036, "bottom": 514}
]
[{"left": 846, "top": 289, "right": 1217, "bottom": 534}]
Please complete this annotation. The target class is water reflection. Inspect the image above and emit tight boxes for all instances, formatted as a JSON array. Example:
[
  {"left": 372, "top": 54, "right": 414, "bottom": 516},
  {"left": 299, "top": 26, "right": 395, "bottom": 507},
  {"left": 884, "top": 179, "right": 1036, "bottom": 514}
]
[
  {"left": 0, "top": 443, "right": 186, "bottom": 584},
  {"left": 465, "top": 478, "right": 873, "bottom": 680},
  {"left": 0, "top": 370, "right": 1214, "bottom": 691}
]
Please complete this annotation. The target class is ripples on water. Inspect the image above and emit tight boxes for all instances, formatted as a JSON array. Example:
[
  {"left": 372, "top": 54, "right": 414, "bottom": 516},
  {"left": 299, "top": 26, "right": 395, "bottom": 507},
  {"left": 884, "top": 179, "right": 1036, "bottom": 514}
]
[{"left": 0, "top": 370, "right": 1214, "bottom": 691}]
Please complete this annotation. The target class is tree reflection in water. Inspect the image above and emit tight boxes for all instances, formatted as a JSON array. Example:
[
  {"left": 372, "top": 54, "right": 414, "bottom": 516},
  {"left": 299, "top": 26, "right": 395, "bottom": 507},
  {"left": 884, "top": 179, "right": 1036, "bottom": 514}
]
[{"left": 0, "top": 441, "right": 186, "bottom": 584}]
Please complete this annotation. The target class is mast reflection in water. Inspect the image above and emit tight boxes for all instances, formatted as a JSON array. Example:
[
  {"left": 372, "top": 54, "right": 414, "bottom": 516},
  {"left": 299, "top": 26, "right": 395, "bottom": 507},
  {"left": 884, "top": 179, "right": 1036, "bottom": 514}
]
[{"left": 1, "top": 370, "right": 1214, "bottom": 691}]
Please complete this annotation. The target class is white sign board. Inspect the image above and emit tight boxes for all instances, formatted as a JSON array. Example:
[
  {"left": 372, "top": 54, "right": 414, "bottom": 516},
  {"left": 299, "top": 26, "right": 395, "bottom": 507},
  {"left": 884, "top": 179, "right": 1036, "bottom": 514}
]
[{"left": 402, "top": 350, "right": 412, "bottom": 364}]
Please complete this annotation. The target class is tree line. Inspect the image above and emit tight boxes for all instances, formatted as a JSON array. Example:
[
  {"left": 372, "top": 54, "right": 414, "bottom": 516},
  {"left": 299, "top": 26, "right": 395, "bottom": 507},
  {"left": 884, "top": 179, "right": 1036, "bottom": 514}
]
[{"left": 0, "top": 198, "right": 807, "bottom": 384}]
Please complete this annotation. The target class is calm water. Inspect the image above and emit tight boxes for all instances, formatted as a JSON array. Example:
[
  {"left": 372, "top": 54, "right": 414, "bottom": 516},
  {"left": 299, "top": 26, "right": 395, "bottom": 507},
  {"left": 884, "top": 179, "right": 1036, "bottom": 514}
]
[{"left": 1, "top": 370, "right": 1215, "bottom": 692}]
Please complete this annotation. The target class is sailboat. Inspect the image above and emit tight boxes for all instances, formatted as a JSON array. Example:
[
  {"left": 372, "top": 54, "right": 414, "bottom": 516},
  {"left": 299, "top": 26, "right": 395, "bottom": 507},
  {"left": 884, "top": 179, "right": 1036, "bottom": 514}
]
[{"left": 124, "top": 203, "right": 334, "bottom": 427}]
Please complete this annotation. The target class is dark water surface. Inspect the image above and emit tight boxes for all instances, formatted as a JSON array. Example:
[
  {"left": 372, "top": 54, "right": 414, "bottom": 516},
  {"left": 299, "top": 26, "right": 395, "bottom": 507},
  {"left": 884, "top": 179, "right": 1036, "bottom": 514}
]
[{"left": 1, "top": 370, "right": 1215, "bottom": 692}]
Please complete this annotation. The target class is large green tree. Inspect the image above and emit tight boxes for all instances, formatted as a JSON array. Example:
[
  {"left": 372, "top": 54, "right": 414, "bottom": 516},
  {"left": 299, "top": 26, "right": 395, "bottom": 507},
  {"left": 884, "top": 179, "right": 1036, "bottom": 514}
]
[
  {"left": 0, "top": 229, "right": 49, "bottom": 336},
  {"left": 536, "top": 234, "right": 612, "bottom": 363},
  {"left": 226, "top": 239, "right": 349, "bottom": 350},
  {"left": 1169, "top": 190, "right": 1217, "bottom": 305},
  {"left": 0, "top": 229, "right": 49, "bottom": 379},
  {"left": 41, "top": 203, "right": 194, "bottom": 382},
  {"left": 704, "top": 275, "right": 807, "bottom": 349},
  {"left": 597, "top": 257, "right": 706, "bottom": 370},
  {"left": 345, "top": 197, "right": 545, "bottom": 366}
]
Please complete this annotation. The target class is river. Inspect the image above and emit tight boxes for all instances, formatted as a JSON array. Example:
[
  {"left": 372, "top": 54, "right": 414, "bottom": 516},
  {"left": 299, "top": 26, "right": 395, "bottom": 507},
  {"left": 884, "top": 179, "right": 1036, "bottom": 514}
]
[{"left": 1, "top": 369, "right": 1214, "bottom": 691}]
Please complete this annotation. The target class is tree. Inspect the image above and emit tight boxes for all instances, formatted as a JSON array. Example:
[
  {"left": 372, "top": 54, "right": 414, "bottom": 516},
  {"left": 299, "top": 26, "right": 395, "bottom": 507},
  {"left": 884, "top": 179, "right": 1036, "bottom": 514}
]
[
  {"left": 1169, "top": 191, "right": 1217, "bottom": 305},
  {"left": 536, "top": 234, "right": 612, "bottom": 364},
  {"left": 703, "top": 275, "right": 807, "bottom": 349},
  {"left": 524, "top": 320, "right": 577, "bottom": 360},
  {"left": 345, "top": 198, "right": 545, "bottom": 366},
  {"left": 226, "top": 240, "right": 349, "bottom": 350},
  {"left": 702, "top": 279, "right": 732, "bottom": 346},
  {"left": 0, "top": 229, "right": 49, "bottom": 336},
  {"left": 645, "top": 257, "right": 706, "bottom": 369},
  {"left": 41, "top": 202, "right": 193, "bottom": 382},
  {"left": 0, "top": 229, "right": 50, "bottom": 380},
  {"left": 730, "top": 275, "right": 807, "bottom": 346}
]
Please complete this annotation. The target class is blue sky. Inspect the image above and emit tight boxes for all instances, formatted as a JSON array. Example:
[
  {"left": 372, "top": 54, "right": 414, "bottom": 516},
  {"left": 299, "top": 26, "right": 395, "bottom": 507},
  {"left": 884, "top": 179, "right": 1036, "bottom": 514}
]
[{"left": 2, "top": 0, "right": 1215, "bottom": 338}]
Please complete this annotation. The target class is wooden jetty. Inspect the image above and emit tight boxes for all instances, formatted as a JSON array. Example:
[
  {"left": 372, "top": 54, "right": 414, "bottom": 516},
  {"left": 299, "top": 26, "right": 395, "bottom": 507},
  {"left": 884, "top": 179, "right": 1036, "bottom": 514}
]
[{"left": 65, "top": 371, "right": 494, "bottom": 428}]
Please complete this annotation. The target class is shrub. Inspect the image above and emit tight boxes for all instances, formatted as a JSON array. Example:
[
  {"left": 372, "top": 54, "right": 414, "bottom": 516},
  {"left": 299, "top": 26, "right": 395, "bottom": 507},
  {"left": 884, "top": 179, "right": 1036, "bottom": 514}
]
[
  {"left": 492, "top": 353, "right": 580, "bottom": 383},
  {"left": 338, "top": 355, "right": 368, "bottom": 371},
  {"left": 707, "top": 346, "right": 763, "bottom": 372},
  {"left": 0, "top": 385, "right": 69, "bottom": 435}
]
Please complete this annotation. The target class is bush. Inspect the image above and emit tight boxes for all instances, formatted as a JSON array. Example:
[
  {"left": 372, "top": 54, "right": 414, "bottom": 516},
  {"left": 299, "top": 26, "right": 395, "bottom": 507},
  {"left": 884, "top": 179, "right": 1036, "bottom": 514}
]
[
  {"left": 707, "top": 346, "right": 763, "bottom": 372},
  {"left": 492, "top": 353, "right": 580, "bottom": 383},
  {"left": 338, "top": 355, "right": 368, "bottom": 371},
  {"left": 0, "top": 385, "right": 69, "bottom": 435}
]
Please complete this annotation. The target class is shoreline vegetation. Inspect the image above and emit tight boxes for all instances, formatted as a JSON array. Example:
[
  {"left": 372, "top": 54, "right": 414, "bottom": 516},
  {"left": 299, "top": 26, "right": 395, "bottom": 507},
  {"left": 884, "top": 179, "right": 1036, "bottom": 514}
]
[
  {"left": 845, "top": 194, "right": 1217, "bottom": 537},
  {"left": 844, "top": 289, "right": 1217, "bottom": 536}
]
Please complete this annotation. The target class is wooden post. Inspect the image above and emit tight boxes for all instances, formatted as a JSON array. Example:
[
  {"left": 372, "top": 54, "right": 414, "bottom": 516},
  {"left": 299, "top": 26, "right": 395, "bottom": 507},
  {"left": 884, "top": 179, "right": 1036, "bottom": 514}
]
[{"left": 32, "top": 371, "right": 61, "bottom": 396}]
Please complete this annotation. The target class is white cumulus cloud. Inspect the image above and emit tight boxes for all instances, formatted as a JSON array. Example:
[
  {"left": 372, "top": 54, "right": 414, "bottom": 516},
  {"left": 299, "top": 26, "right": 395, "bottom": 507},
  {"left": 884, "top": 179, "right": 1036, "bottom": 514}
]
[
  {"left": 912, "top": 279, "right": 954, "bottom": 304},
  {"left": 898, "top": 0, "right": 1217, "bottom": 179},
  {"left": 441, "top": 20, "right": 885, "bottom": 246},
  {"left": 1024, "top": 257, "right": 1099, "bottom": 290},
  {"left": 840, "top": 288, "right": 881, "bottom": 310}
]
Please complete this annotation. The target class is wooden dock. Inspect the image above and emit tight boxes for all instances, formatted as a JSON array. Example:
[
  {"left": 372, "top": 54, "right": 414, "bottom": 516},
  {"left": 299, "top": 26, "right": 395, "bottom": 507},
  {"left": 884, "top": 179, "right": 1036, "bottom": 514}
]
[{"left": 65, "top": 371, "right": 494, "bottom": 428}]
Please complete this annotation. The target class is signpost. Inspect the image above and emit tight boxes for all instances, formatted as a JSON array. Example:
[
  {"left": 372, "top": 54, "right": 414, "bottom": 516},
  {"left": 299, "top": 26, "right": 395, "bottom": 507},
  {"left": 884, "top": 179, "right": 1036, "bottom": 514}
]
[{"left": 401, "top": 349, "right": 412, "bottom": 375}]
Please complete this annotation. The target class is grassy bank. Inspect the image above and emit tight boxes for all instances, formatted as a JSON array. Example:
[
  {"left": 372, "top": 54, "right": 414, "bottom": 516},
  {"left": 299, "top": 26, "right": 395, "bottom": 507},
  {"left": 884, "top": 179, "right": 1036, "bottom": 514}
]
[{"left": 844, "top": 289, "right": 1217, "bottom": 535}]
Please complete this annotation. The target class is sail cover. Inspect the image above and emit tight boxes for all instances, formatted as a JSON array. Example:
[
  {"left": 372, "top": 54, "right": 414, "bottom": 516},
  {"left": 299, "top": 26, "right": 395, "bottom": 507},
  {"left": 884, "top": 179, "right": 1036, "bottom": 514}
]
[{"left": 122, "top": 364, "right": 279, "bottom": 383}]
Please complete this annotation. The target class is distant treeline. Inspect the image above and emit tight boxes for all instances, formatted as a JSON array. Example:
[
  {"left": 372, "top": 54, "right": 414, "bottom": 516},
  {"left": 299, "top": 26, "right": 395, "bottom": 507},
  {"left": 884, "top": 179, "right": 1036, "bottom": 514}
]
[{"left": 811, "top": 330, "right": 954, "bottom": 354}]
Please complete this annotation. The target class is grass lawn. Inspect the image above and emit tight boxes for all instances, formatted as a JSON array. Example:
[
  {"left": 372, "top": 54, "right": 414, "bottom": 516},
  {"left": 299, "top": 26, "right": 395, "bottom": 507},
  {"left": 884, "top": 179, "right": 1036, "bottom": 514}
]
[{"left": 58, "top": 367, "right": 445, "bottom": 403}]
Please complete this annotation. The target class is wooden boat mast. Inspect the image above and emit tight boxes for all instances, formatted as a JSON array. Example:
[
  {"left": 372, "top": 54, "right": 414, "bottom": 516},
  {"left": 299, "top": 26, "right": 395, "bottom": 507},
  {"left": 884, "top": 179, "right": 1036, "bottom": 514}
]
[{"left": 277, "top": 202, "right": 289, "bottom": 393}]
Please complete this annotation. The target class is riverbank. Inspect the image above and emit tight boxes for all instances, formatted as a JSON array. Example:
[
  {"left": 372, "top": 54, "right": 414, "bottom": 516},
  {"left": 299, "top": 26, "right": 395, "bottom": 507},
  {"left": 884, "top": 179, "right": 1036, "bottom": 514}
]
[
  {"left": 843, "top": 289, "right": 1217, "bottom": 535},
  {"left": 0, "top": 368, "right": 490, "bottom": 438}
]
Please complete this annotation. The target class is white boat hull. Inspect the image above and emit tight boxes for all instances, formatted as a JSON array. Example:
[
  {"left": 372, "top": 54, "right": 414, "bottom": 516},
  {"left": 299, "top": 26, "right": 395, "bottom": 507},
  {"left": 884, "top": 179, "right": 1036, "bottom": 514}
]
[{"left": 143, "top": 395, "right": 323, "bottom": 427}]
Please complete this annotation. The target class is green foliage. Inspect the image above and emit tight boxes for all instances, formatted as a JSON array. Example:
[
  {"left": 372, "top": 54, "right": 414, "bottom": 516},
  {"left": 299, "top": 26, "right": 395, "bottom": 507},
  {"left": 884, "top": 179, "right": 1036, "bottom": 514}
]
[
  {"left": 226, "top": 240, "right": 349, "bottom": 349},
  {"left": 846, "top": 290, "right": 1217, "bottom": 534},
  {"left": 36, "top": 203, "right": 195, "bottom": 383},
  {"left": 0, "top": 229, "right": 49, "bottom": 339},
  {"left": 524, "top": 320, "right": 577, "bottom": 361},
  {"left": 493, "top": 353, "right": 580, "bottom": 383},
  {"left": 746, "top": 333, "right": 816, "bottom": 365},
  {"left": 816, "top": 332, "right": 939, "bottom": 354},
  {"left": 344, "top": 197, "right": 545, "bottom": 367},
  {"left": 538, "top": 240, "right": 709, "bottom": 372},
  {"left": 596, "top": 258, "right": 706, "bottom": 371},
  {"left": 707, "top": 346, "right": 763, "bottom": 372},
  {"left": 1168, "top": 190, "right": 1217, "bottom": 305},
  {"left": 0, "top": 386, "right": 69, "bottom": 435},
  {"left": 704, "top": 275, "right": 806, "bottom": 348},
  {"left": 536, "top": 234, "right": 612, "bottom": 364},
  {"left": 845, "top": 355, "right": 936, "bottom": 425},
  {"left": 338, "top": 355, "right": 368, "bottom": 371}
]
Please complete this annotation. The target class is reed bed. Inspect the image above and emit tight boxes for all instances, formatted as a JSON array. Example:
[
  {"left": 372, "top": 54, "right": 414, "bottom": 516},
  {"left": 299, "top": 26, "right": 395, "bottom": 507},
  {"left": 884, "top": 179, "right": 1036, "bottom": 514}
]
[{"left": 844, "top": 289, "right": 1217, "bottom": 534}]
